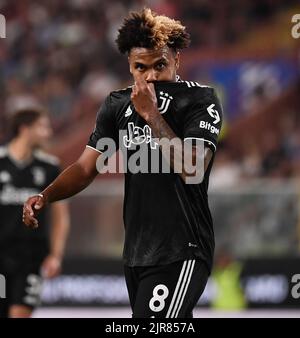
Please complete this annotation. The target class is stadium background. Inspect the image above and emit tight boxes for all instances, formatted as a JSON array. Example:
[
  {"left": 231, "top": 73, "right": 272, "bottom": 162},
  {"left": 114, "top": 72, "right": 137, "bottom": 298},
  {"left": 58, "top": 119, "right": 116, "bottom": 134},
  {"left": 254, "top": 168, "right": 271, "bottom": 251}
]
[{"left": 1, "top": 0, "right": 300, "bottom": 317}]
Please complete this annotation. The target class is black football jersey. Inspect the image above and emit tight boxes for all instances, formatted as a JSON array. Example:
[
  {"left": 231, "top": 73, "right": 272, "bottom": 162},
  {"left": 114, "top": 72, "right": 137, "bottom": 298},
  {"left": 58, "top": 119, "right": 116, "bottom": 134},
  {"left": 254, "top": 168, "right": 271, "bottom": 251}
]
[
  {"left": 87, "top": 80, "right": 223, "bottom": 272},
  {"left": 0, "top": 147, "right": 60, "bottom": 260}
]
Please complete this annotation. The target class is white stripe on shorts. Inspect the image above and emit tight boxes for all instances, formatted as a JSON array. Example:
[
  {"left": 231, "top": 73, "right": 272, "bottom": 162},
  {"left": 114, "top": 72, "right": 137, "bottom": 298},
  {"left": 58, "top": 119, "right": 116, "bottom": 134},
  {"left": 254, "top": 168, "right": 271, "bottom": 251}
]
[
  {"left": 165, "top": 260, "right": 195, "bottom": 318},
  {"left": 174, "top": 259, "right": 196, "bottom": 318}
]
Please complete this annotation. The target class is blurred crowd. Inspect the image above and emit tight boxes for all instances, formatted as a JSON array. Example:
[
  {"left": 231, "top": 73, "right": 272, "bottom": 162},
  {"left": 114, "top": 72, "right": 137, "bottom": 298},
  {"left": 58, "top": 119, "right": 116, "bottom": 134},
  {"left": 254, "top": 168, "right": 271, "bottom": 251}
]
[
  {"left": 0, "top": 0, "right": 299, "bottom": 180},
  {"left": 211, "top": 108, "right": 300, "bottom": 187}
]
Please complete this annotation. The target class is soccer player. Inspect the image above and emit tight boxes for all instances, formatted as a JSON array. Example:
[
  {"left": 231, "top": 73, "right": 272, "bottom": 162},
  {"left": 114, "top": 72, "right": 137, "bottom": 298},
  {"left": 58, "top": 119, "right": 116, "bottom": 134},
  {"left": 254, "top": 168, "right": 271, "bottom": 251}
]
[
  {"left": 23, "top": 8, "right": 222, "bottom": 318},
  {"left": 0, "top": 108, "right": 70, "bottom": 318}
]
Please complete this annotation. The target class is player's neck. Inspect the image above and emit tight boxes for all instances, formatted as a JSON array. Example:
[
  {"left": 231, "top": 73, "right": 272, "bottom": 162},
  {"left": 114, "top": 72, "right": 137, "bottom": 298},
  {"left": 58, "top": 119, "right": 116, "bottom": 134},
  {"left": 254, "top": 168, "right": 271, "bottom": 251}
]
[{"left": 8, "top": 137, "right": 33, "bottom": 163}]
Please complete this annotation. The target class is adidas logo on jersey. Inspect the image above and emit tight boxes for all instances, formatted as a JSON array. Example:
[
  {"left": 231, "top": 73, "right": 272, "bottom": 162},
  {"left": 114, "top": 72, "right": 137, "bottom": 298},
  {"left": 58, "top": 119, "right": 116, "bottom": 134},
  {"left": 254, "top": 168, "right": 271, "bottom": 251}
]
[
  {"left": 124, "top": 105, "right": 133, "bottom": 117},
  {"left": 184, "top": 81, "right": 210, "bottom": 88},
  {"left": 185, "top": 81, "right": 201, "bottom": 88}
]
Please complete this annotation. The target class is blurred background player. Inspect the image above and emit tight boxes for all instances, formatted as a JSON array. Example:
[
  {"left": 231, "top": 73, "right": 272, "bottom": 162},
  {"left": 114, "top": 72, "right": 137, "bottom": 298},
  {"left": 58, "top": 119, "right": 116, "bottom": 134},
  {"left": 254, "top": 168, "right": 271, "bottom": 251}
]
[{"left": 0, "top": 108, "right": 70, "bottom": 318}]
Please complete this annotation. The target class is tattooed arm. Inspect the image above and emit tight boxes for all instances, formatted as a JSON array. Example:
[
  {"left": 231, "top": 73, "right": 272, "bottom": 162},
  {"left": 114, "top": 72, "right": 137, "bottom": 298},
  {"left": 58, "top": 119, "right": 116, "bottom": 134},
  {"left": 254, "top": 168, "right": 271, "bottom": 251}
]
[{"left": 147, "top": 113, "right": 213, "bottom": 182}]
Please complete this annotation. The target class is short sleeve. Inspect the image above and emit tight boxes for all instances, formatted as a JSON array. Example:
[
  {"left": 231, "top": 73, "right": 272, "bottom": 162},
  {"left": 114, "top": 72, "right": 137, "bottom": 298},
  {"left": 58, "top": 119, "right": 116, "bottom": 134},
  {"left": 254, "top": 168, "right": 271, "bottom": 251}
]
[
  {"left": 183, "top": 88, "right": 223, "bottom": 152},
  {"left": 87, "top": 95, "right": 118, "bottom": 152}
]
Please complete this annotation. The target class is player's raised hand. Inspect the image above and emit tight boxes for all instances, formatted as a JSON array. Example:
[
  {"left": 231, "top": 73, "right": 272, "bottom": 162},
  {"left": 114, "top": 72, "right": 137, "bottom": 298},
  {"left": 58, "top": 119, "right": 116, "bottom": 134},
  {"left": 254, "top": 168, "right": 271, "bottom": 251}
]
[
  {"left": 23, "top": 194, "right": 46, "bottom": 229},
  {"left": 131, "top": 73, "right": 159, "bottom": 121},
  {"left": 41, "top": 254, "right": 62, "bottom": 279}
]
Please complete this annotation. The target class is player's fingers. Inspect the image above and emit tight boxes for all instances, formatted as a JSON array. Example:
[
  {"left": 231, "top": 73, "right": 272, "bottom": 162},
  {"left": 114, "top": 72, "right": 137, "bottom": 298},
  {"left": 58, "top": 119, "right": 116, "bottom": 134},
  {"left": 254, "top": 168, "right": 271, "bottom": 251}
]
[
  {"left": 27, "top": 218, "right": 38, "bottom": 229},
  {"left": 133, "top": 80, "right": 140, "bottom": 92},
  {"left": 23, "top": 213, "right": 39, "bottom": 229},
  {"left": 47, "top": 265, "right": 60, "bottom": 279},
  {"left": 131, "top": 84, "right": 137, "bottom": 96},
  {"left": 134, "top": 73, "right": 147, "bottom": 91},
  {"left": 22, "top": 207, "right": 35, "bottom": 222},
  {"left": 24, "top": 200, "right": 35, "bottom": 216},
  {"left": 131, "top": 91, "right": 136, "bottom": 101},
  {"left": 22, "top": 204, "right": 39, "bottom": 228},
  {"left": 147, "top": 82, "right": 155, "bottom": 93},
  {"left": 34, "top": 196, "right": 44, "bottom": 210},
  {"left": 134, "top": 71, "right": 143, "bottom": 82}
]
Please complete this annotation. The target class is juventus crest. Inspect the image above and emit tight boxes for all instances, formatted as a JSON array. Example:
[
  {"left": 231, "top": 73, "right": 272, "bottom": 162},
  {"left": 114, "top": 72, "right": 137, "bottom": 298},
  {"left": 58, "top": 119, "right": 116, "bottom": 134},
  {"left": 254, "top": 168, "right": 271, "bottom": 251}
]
[{"left": 158, "top": 91, "right": 173, "bottom": 114}]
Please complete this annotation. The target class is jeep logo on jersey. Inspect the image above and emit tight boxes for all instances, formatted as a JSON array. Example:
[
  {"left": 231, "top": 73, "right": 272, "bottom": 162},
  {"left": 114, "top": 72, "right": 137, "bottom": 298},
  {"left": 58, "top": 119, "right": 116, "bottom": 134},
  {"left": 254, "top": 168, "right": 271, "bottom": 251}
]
[
  {"left": 207, "top": 104, "right": 220, "bottom": 124},
  {"left": 158, "top": 91, "right": 173, "bottom": 114},
  {"left": 123, "top": 122, "right": 158, "bottom": 149}
]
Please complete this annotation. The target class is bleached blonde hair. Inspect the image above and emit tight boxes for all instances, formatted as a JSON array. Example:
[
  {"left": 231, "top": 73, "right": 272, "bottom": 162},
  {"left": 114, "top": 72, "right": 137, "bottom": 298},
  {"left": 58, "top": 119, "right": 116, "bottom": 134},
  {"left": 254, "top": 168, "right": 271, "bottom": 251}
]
[{"left": 116, "top": 8, "right": 190, "bottom": 54}]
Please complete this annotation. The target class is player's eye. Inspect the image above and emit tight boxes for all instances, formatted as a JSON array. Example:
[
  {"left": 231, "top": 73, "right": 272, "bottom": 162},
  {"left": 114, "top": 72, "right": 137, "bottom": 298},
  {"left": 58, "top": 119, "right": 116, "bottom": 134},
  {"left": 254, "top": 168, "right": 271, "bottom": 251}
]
[
  {"left": 135, "top": 64, "right": 146, "bottom": 71},
  {"left": 155, "top": 62, "right": 166, "bottom": 71}
]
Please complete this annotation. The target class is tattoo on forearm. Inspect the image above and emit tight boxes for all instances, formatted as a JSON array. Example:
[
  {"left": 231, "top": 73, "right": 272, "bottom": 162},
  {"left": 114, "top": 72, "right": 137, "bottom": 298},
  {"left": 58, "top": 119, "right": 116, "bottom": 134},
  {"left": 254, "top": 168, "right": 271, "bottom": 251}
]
[
  {"left": 147, "top": 115, "right": 213, "bottom": 181},
  {"left": 148, "top": 114, "right": 177, "bottom": 140}
]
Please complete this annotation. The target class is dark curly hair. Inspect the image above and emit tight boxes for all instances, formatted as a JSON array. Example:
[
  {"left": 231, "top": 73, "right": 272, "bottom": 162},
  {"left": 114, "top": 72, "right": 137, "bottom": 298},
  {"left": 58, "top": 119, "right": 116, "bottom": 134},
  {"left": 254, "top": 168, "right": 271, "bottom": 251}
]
[{"left": 116, "top": 8, "right": 190, "bottom": 54}]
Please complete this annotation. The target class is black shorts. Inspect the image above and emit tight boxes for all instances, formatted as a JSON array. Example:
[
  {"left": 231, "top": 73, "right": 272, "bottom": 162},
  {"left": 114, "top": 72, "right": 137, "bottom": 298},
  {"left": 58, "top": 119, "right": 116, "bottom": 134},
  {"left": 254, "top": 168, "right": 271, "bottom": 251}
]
[
  {"left": 124, "top": 259, "right": 209, "bottom": 318},
  {"left": 0, "top": 257, "right": 43, "bottom": 318}
]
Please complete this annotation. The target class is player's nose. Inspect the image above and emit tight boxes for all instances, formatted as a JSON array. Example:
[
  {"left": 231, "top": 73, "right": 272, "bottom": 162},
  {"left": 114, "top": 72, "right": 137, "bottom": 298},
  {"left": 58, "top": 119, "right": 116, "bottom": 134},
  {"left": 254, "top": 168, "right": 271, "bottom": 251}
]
[{"left": 145, "top": 70, "right": 158, "bottom": 82}]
